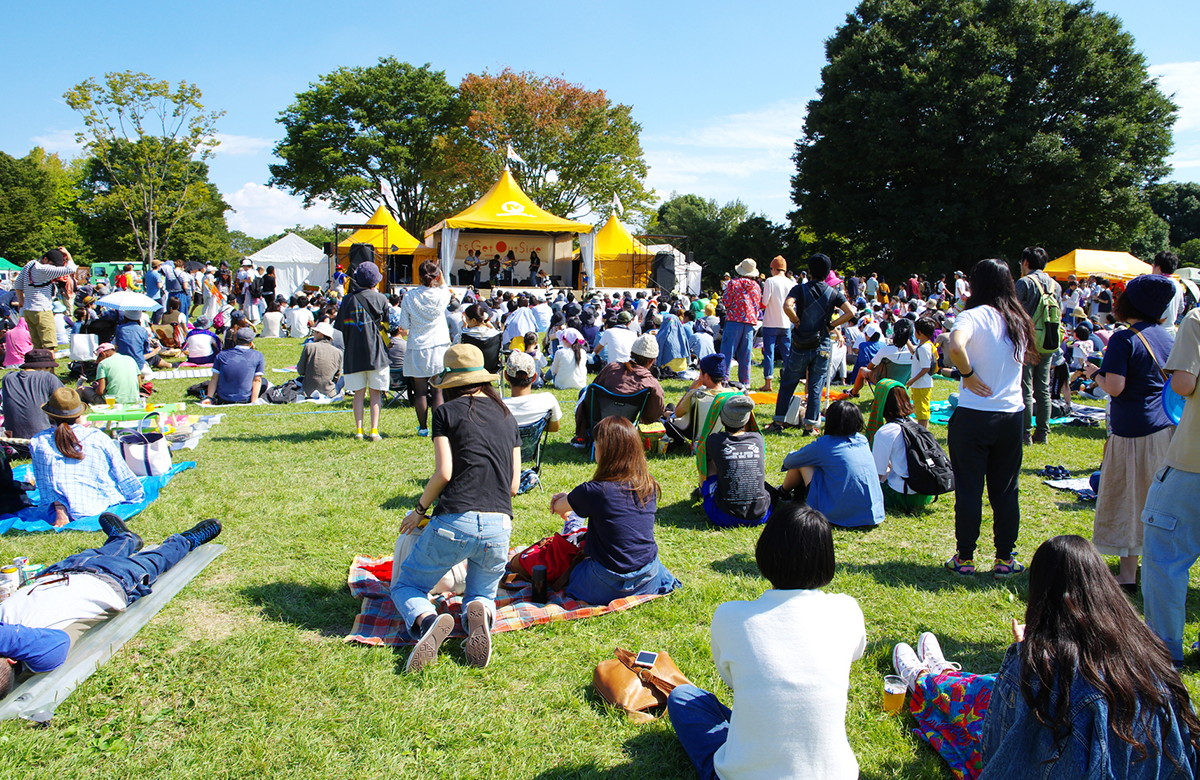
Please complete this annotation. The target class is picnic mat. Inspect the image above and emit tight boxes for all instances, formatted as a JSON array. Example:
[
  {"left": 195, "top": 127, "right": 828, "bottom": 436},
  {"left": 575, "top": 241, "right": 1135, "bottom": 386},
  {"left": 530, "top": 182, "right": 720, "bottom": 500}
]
[
  {"left": 927, "top": 401, "right": 1093, "bottom": 427},
  {"left": 1043, "top": 476, "right": 1098, "bottom": 501},
  {"left": 0, "top": 462, "right": 196, "bottom": 535},
  {"left": 344, "top": 554, "right": 666, "bottom": 646},
  {"left": 149, "top": 367, "right": 213, "bottom": 380}
]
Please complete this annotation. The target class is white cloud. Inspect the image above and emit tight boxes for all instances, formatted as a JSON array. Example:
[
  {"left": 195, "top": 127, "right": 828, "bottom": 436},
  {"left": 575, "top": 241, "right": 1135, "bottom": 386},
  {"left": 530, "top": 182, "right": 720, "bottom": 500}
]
[
  {"left": 226, "top": 183, "right": 351, "bottom": 237},
  {"left": 213, "top": 133, "right": 273, "bottom": 156},
  {"left": 1152, "top": 62, "right": 1200, "bottom": 132},
  {"left": 645, "top": 99, "right": 809, "bottom": 153},
  {"left": 29, "top": 128, "right": 84, "bottom": 155}
]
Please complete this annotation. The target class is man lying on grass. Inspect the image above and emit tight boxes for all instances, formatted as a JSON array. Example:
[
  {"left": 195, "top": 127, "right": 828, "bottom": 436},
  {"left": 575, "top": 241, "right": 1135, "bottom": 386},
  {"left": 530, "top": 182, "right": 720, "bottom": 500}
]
[{"left": 0, "top": 514, "right": 222, "bottom": 696}]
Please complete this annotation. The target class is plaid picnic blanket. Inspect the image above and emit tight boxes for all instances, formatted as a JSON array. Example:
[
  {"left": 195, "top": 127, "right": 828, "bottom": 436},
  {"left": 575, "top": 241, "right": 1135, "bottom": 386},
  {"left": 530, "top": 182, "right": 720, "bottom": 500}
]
[{"left": 344, "top": 554, "right": 666, "bottom": 646}]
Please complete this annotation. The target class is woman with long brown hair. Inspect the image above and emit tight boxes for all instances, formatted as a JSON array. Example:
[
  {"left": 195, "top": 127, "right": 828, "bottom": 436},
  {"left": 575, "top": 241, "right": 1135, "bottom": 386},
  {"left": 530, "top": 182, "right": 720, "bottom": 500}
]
[
  {"left": 550, "top": 416, "right": 681, "bottom": 605},
  {"left": 30, "top": 387, "right": 144, "bottom": 527},
  {"left": 944, "top": 258, "right": 1039, "bottom": 579}
]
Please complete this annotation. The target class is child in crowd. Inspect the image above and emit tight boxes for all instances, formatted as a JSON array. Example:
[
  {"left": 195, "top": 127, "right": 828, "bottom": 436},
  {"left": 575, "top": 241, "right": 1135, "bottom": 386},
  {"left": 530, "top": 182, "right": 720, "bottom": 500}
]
[
  {"left": 701, "top": 394, "right": 772, "bottom": 527},
  {"left": 908, "top": 318, "right": 936, "bottom": 428},
  {"left": 669, "top": 503, "right": 865, "bottom": 780},
  {"left": 523, "top": 330, "right": 547, "bottom": 388},
  {"left": 871, "top": 384, "right": 935, "bottom": 514}
]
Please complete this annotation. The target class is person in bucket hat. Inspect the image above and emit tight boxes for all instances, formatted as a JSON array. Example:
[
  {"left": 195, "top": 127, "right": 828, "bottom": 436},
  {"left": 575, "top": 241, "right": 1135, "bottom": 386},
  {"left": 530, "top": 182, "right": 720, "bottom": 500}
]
[{"left": 1, "top": 348, "right": 64, "bottom": 456}]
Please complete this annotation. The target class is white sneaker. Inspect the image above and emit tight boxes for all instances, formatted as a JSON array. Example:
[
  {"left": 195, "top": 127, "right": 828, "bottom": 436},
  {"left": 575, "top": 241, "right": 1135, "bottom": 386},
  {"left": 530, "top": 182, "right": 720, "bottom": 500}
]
[
  {"left": 917, "top": 632, "right": 962, "bottom": 676},
  {"left": 892, "top": 642, "right": 928, "bottom": 692}
]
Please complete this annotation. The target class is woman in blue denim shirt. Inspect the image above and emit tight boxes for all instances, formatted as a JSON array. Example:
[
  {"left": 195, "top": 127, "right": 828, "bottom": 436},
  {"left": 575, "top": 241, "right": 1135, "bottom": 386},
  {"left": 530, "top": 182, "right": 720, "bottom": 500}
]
[{"left": 893, "top": 536, "right": 1199, "bottom": 779}]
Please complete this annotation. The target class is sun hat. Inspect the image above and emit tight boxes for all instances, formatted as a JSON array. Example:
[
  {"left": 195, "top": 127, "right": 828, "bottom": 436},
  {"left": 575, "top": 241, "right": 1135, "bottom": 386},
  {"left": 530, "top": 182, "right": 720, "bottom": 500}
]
[
  {"left": 312, "top": 322, "right": 335, "bottom": 340},
  {"left": 699, "top": 353, "right": 728, "bottom": 380},
  {"left": 194, "top": 316, "right": 211, "bottom": 329},
  {"left": 631, "top": 333, "right": 659, "bottom": 360},
  {"left": 235, "top": 327, "right": 256, "bottom": 343},
  {"left": 93, "top": 342, "right": 116, "bottom": 359},
  {"left": 20, "top": 348, "right": 58, "bottom": 369},
  {"left": 735, "top": 258, "right": 758, "bottom": 277},
  {"left": 506, "top": 350, "right": 537, "bottom": 378},
  {"left": 431, "top": 343, "right": 501, "bottom": 389},
  {"left": 770, "top": 255, "right": 787, "bottom": 272},
  {"left": 42, "top": 386, "right": 86, "bottom": 419},
  {"left": 1123, "top": 274, "right": 1176, "bottom": 321},
  {"left": 720, "top": 394, "right": 756, "bottom": 430},
  {"left": 353, "top": 262, "right": 382, "bottom": 288},
  {"left": 241, "top": 258, "right": 252, "bottom": 267},
  {"left": 558, "top": 327, "right": 585, "bottom": 346},
  {"left": 1071, "top": 306, "right": 1087, "bottom": 319}
]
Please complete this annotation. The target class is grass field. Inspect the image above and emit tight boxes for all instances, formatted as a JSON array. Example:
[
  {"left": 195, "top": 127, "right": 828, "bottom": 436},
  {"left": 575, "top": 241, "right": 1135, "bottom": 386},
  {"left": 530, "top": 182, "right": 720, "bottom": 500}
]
[{"left": 1, "top": 336, "right": 1194, "bottom": 779}]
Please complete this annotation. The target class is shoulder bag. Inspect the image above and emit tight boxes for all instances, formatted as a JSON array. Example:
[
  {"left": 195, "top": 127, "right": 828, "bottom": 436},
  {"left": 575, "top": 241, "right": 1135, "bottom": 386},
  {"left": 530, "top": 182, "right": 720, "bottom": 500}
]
[{"left": 592, "top": 647, "right": 692, "bottom": 723}]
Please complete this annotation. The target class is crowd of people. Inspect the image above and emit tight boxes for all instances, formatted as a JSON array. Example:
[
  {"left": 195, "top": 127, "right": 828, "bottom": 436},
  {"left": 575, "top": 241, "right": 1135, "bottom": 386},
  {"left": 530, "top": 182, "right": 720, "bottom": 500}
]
[{"left": 1, "top": 242, "right": 1199, "bottom": 779}]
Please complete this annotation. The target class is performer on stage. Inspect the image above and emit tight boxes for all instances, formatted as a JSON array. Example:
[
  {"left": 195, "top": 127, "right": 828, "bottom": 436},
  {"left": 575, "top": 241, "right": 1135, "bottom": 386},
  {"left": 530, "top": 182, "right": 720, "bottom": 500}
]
[
  {"left": 502, "top": 250, "right": 518, "bottom": 286},
  {"left": 528, "top": 250, "right": 542, "bottom": 286},
  {"left": 489, "top": 254, "right": 503, "bottom": 288}
]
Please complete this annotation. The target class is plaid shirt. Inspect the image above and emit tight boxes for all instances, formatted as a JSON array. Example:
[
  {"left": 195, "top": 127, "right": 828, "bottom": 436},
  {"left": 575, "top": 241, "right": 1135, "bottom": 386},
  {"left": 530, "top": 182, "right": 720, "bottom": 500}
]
[
  {"left": 721, "top": 277, "right": 762, "bottom": 325},
  {"left": 30, "top": 426, "right": 144, "bottom": 520},
  {"left": 15, "top": 260, "right": 76, "bottom": 312}
]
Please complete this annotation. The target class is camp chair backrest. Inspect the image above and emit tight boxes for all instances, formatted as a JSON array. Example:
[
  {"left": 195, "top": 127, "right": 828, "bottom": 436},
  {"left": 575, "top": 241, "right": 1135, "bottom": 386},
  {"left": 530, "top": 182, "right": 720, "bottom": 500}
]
[
  {"left": 880, "top": 357, "right": 912, "bottom": 385},
  {"left": 518, "top": 410, "right": 553, "bottom": 472},
  {"left": 462, "top": 332, "right": 503, "bottom": 375},
  {"left": 584, "top": 385, "right": 652, "bottom": 438}
]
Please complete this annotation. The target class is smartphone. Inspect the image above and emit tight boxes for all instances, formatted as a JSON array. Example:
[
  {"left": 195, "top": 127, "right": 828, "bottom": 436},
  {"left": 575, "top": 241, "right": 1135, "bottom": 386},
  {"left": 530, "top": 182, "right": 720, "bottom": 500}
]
[{"left": 633, "top": 650, "right": 658, "bottom": 669}]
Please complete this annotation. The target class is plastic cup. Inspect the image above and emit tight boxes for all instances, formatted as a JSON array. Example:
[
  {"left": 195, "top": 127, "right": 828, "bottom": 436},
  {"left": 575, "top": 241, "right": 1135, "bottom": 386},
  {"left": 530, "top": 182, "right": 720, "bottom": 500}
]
[
  {"left": 145, "top": 403, "right": 155, "bottom": 413},
  {"left": 882, "top": 675, "right": 907, "bottom": 714},
  {"left": 105, "top": 397, "right": 115, "bottom": 408}
]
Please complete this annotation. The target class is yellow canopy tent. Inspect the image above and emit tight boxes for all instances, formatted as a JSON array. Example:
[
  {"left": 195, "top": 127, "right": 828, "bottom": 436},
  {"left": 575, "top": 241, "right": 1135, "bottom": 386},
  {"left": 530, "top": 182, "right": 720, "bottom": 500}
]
[
  {"left": 335, "top": 205, "right": 421, "bottom": 289},
  {"left": 590, "top": 213, "right": 650, "bottom": 288},
  {"left": 424, "top": 168, "right": 595, "bottom": 288},
  {"left": 1046, "top": 249, "right": 1152, "bottom": 282}
]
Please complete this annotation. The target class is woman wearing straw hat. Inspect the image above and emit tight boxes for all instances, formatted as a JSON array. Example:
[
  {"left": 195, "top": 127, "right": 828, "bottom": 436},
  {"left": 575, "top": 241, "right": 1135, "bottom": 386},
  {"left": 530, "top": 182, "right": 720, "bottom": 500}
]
[
  {"left": 390, "top": 344, "right": 520, "bottom": 673},
  {"left": 720, "top": 259, "right": 763, "bottom": 386},
  {"left": 30, "top": 387, "right": 144, "bottom": 528}
]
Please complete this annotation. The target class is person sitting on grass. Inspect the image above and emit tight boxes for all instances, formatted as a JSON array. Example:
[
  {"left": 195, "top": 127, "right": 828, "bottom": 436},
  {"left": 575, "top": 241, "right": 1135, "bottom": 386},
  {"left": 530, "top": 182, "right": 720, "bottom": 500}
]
[
  {"left": 1, "top": 348, "right": 63, "bottom": 457},
  {"left": 668, "top": 503, "right": 866, "bottom": 780},
  {"left": 390, "top": 344, "right": 518, "bottom": 673},
  {"left": 78, "top": 342, "right": 140, "bottom": 406},
  {"left": 778, "top": 399, "right": 884, "bottom": 528},
  {"left": 661, "top": 353, "right": 732, "bottom": 449},
  {"left": 31, "top": 387, "right": 145, "bottom": 528},
  {"left": 871, "top": 383, "right": 935, "bottom": 514},
  {"left": 200, "top": 327, "right": 264, "bottom": 405},
  {"left": 700, "top": 394, "right": 772, "bottom": 527},
  {"left": 0, "top": 514, "right": 222, "bottom": 693},
  {"left": 296, "top": 322, "right": 342, "bottom": 399},
  {"left": 845, "top": 322, "right": 883, "bottom": 397},
  {"left": 551, "top": 416, "right": 681, "bottom": 605},
  {"left": 182, "top": 316, "right": 221, "bottom": 366},
  {"left": 501, "top": 350, "right": 562, "bottom": 432},
  {"left": 115, "top": 311, "right": 168, "bottom": 371},
  {"left": 891, "top": 535, "right": 1199, "bottom": 780}
]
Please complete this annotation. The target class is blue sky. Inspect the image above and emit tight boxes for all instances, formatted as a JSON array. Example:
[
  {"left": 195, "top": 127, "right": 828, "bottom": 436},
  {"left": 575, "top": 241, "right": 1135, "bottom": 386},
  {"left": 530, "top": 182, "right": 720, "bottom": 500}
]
[{"left": 2, "top": 0, "right": 1196, "bottom": 237}]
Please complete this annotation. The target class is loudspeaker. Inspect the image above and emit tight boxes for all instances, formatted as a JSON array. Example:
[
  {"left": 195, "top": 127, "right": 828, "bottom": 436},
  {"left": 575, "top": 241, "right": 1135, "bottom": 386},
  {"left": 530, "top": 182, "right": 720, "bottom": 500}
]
[
  {"left": 572, "top": 259, "right": 582, "bottom": 288},
  {"left": 349, "top": 243, "right": 374, "bottom": 273},
  {"left": 651, "top": 252, "right": 676, "bottom": 291},
  {"left": 323, "top": 242, "right": 334, "bottom": 257},
  {"left": 457, "top": 269, "right": 474, "bottom": 286}
]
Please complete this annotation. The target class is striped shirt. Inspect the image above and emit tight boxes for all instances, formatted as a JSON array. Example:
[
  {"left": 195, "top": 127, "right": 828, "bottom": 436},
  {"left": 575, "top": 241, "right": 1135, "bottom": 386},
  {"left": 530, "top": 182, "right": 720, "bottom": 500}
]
[{"left": 15, "top": 260, "right": 76, "bottom": 312}]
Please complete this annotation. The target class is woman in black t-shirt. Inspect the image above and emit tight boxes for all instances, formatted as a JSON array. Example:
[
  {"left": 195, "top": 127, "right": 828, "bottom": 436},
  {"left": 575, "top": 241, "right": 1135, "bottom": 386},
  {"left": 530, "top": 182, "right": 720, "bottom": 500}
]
[
  {"left": 390, "top": 344, "right": 520, "bottom": 673},
  {"left": 551, "top": 416, "right": 681, "bottom": 605}
]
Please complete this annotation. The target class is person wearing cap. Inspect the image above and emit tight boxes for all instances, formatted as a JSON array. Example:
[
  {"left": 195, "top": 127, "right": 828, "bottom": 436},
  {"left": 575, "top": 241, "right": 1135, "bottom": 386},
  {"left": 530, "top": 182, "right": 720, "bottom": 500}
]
[
  {"left": 235, "top": 258, "right": 256, "bottom": 322},
  {"left": 14, "top": 247, "right": 77, "bottom": 350},
  {"left": 550, "top": 327, "right": 589, "bottom": 390},
  {"left": 596, "top": 310, "right": 637, "bottom": 365},
  {"left": 953, "top": 270, "right": 970, "bottom": 304},
  {"left": 1080, "top": 274, "right": 1178, "bottom": 590},
  {"left": 182, "top": 316, "right": 221, "bottom": 366},
  {"left": 391, "top": 343, "right": 519, "bottom": 672},
  {"left": 1, "top": 348, "right": 64, "bottom": 455},
  {"left": 572, "top": 334, "right": 666, "bottom": 447},
  {"left": 396, "top": 261, "right": 451, "bottom": 438},
  {"left": 78, "top": 342, "right": 140, "bottom": 406},
  {"left": 115, "top": 311, "right": 164, "bottom": 371},
  {"left": 700, "top": 394, "right": 772, "bottom": 527},
  {"left": 719, "top": 259, "right": 763, "bottom": 386},
  {"left": 338, "top": 261, "right": 392, "bottom": 440},
  {"left": 31, "top": 387, "right": 145, "bottom": 527},
  {"left": 662, "top": 353, "right": 732, "bottom": 447},
  {"left": 201, "top": 327, "right": 265, "bottom": 405},
  {"left": 502, "top": 350, "right": 562, "bottom": 431},
  {"left": 759, "top": 255, "right": 793, "bottom": 393},
  {"left": 297, "top": 322, "right": 343, "bottom": 399}
]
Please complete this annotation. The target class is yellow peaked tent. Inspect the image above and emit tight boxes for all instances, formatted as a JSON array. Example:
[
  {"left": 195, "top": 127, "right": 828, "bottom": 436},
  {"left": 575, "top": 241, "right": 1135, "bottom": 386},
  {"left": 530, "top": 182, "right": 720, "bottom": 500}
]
[
  {"left": 593, "top": 213, "right": 650, "bottom": 288},
  {"left": 1046, "top": 249, "right": 1152, "bottom": 282},
  {"left": 338, "top": 205, "right": 421, "bottom": 257},
  {"left": 424, "top": 168, "right": 595, "bottom": 287}
]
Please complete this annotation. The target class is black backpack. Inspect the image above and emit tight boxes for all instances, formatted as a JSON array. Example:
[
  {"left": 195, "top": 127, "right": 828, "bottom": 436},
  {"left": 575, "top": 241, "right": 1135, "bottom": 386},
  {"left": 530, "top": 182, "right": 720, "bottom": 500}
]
[
  {"left": 266, "top": 378, "right": 300, "bottom": 404},
  {"left": 898, "top": 418, "right": 954, "bottom": 496},
  {"left": 791, "top": 282, "right": 838, "bottom": 350}
]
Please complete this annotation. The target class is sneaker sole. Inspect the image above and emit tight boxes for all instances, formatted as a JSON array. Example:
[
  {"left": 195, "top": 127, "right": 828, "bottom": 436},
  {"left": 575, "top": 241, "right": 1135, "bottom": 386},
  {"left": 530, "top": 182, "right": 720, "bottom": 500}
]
[
  {"left": 404, "top": 613, "right": 454, "bottom": 673},
  {"left": 462, "top": 602, "right": 492, "bottom": 669}
]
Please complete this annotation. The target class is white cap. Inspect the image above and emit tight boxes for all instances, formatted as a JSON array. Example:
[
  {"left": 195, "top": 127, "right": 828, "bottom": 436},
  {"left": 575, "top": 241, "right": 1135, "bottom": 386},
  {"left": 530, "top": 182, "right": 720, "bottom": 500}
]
[{"left": 864, "top": 323, "right": 882, "bottom": 339}]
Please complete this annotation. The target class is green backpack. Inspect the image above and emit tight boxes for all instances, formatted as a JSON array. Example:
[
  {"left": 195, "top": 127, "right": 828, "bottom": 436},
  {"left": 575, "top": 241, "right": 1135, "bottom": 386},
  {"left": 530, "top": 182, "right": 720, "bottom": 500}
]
[{"left": 1029, "top": 275, "right": 1063, "bottom": 355}]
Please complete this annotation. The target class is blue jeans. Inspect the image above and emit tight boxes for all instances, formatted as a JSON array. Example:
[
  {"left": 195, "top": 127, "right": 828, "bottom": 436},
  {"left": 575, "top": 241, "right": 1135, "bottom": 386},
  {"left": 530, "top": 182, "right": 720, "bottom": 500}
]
[
  {"left": 667, "top": 684, "right": 730, "bottom": 780},
  {"left": 759, "top": 327, "right": 790, "bottom": 383},
  {"left": 44, "top": 531, "right": 191, "bottom": 605},
  {"left": 1142, "top": 466, "right": 1200, "bottom": 663},
  {"left": 721, "top": 321, "right": 755, "bottom": 385},
  {"left": 390, "top": 511, "right": 511, "bottom": 635},
  {"left": 564, "top": 556, "right": 680, "bottom": 606},
  {"left": 701, "top": 476, "right": 771, "bottom": 528},
  {"left": 773, "top": 339, "right": 831, "bottom": 427}
]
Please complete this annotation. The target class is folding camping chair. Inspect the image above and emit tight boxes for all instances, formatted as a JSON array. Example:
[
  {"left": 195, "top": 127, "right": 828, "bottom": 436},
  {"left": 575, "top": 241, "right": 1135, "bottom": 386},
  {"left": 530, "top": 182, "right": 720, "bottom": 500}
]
[
  {"left": 578, "top": 385, "right": 652, "bottom": 461},
  {"left": 382, "top": 367, "right": 411, "bottom": 409},
  {"left": 518, "top": 410, "right": 553, "bottom": 479}
]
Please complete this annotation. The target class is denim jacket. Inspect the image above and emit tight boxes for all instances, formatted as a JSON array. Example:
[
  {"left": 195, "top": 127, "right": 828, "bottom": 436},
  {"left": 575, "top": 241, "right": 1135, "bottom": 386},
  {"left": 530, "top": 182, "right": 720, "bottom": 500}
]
[{"left": 980, "top": 643, "right": 1197, "bottom": 780}]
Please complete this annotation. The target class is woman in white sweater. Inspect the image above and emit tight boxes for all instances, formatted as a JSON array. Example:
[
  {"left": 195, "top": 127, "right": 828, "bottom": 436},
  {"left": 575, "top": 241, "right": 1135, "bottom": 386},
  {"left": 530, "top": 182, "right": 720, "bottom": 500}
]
[
  {"left": 396, "top": 261, "right": 452, "bottom": 436},
  {"left": 668, "top": 502, "right": 866, "bottom": 780}
]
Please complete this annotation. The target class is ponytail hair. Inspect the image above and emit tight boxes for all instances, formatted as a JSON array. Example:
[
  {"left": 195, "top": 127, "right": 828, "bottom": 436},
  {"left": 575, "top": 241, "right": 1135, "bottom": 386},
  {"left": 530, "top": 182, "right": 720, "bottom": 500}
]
[{"left": 52, "top": 417, "right": 84, "bottom": 460}]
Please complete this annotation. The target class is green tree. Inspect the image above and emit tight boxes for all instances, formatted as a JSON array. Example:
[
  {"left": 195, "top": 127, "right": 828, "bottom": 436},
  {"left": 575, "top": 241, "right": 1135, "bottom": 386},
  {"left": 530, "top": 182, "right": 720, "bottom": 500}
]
[
  {"left": 455, "top": 69, "right": 654, "bottom": 221},
  {"left": 722, "top": 216, "right": 796, "bottom": 268},
  {"left": 0, "top": 148, "right": 88, "bottom": 264},
  {"left": 645, "top": 193, "right": 750, "bottom": 278},
  {"left": 270, "top": 59, "right": 463, "bottom": 237},
  {"left": 65, "top": 71, "right": 223, "bottom": 269},
  {"left": 792, "top": 0, "right": 1177, "bottom": 273},
  {"left": 1149, "top": 182, "right": 1200, "bottom": 248}
]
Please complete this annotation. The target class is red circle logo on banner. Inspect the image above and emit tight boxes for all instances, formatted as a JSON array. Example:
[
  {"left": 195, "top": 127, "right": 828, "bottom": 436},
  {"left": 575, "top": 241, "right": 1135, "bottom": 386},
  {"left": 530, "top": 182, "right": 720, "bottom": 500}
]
[{"left": 495, "top": 241, "right": 507, "bottom": 253}]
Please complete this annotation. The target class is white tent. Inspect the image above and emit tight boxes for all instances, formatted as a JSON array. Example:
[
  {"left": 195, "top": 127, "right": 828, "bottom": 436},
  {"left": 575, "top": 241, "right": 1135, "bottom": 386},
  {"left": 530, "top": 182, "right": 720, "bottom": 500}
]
[
  {"left": 645, "top": 244, "right": 702, "bottom": 296},
  {"left": 248, "top": 233, "right": 329, "bottom": 299}
]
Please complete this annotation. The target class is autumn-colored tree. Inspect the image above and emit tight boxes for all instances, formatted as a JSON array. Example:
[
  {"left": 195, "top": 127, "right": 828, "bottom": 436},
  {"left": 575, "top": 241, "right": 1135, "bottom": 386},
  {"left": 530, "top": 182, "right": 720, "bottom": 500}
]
[{"left": 453, "top": 69, "right": 653, "bottom": 221}]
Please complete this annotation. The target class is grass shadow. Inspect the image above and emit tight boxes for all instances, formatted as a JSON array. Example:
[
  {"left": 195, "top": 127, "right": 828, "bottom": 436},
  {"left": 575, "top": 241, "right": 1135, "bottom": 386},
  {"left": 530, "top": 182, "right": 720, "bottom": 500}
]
[
  {"left": 710, "top": 552, "right": 757, "bottom": 577},
  {"left": 211, "top": 429, "right": 350, "bottom": 445},
  {"left": 841, "top": 560, "right": 1031, "bottom": 597},
  {"left": 655, "top": 497, "right": 711, "bottom": 531},
  {"left": 528, "top": 724, "right": 689, "bottom": 779},
  {"left": 240, "top": 580, "right": 361, "bottom": 637}
]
